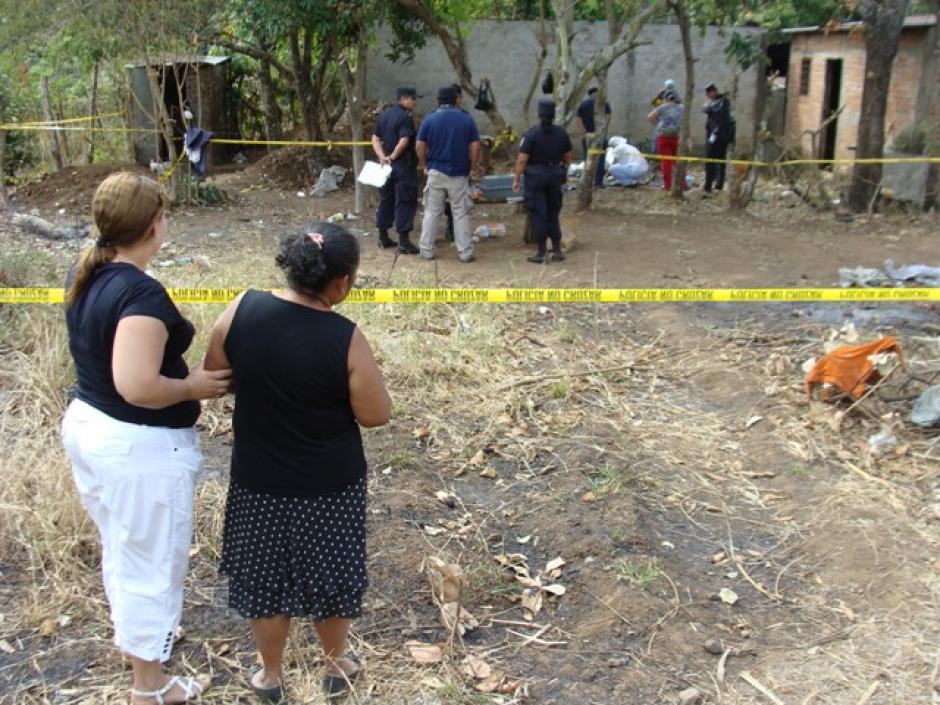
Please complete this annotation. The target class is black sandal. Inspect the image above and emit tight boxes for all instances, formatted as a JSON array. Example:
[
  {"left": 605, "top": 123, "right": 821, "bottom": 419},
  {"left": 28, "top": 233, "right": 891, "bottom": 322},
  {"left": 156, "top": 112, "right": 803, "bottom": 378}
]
[
  {"left": 246, "top": 665, "right": 284, "bottom": 704},
  {"left": 321, "top": 654, "right": 362, "bottom": 700}
]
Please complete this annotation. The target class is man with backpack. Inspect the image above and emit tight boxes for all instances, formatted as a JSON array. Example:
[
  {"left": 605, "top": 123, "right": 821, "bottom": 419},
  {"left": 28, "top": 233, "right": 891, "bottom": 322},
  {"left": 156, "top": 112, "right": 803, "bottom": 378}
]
[{"left": 702, "top": 83, "right": 735, "bottom": 196}]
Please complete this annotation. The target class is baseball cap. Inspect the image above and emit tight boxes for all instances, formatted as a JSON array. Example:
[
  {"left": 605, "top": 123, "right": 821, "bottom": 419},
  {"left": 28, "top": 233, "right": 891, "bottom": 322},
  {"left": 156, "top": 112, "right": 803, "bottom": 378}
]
[
  {"left": 704, "top": 83, "right": 718, "bottom": 93},
  {"left": 437, "top": 85, "right": 458, "bottom": 103}
]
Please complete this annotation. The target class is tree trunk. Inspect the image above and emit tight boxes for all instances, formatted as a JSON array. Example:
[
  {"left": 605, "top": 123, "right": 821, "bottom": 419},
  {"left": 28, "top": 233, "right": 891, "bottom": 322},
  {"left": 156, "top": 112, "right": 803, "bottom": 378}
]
[
  {"left": 575, "top": 0, "right": 632, "bottom": 211},
  {"left": 921, "top": 0, "right": 939, "bottom": 209},
  {"left": 396, "top": 0, "right": 511, "bottom": 134},
  {"left": 338, "top": 30, "right": 368, "bottom": 214},
  {"left": 847, "top": 0, "right": 910, "bottom": 212},
  {"left": 728, "top": 66, "right": 772, "bottom": 212},
  {"left": 670, "top": 0, "right": 693, "bottom": 199},
  {"left": 87, "top": 61, "right": 99, "bottom": 164},
  {"left": 289, "top": 29, "right": 320, "bottom": 142},
  {"left": 256, "top": 37, "right": 283, "bottom": 143},
  {"left": 550, "top": 0, "right": 659, "bottom": 127},
  {"left": 521, "top": 0, "right": 550, "bottom": 124},
  {"left": 40, "top": 75, "right": 64, "bottom": 171},
  {"left": 143, "top": 64, "right": 181, "bottom": 197},
  {"left": 0, "top": 92, "right": 8, "bottom": 208}
]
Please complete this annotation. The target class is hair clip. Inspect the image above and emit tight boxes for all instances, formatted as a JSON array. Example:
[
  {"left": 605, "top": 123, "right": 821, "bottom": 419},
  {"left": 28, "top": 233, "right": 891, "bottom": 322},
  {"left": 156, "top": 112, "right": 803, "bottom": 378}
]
[{"left": 307, "top": 232, "right": 324, "bottom": 249}]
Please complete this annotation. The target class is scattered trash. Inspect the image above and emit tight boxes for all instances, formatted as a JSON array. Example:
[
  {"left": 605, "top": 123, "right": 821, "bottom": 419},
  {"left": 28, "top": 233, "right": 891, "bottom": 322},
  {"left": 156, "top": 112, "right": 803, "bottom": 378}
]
[
  {"left": 327, "top": 212, "right": 345, "bottom": 223},
  {"left": 567, "top": 161, "right": 584, "bottom": 179},
  {"left": 678, "top": 686, "right": 703, "bottom": 705},
  {"left": 867, "top": 430, "right": 898, "bottom": 456},
  {"left": 207, "top": 231, "right": 221, "bottom": 239},
  {"left": 296, "top": 191, "right": 306, "bottom": 198},
  {"left": 745, "top": 415, "right": 763, "bottom": 429},
  {"left": 718, "top": 587, "right": 739, "bottom": 605},
  {"left": 911, "top": 386, "right": 940, "bottom": 428},
  {"left": 838, "top": 266, "right": 889, "bottom": 288},
  {"left": 311, "top": 165, "right": 347, "bottom": 197},
  {"left": 884, "top": 258, "right": 940, "bottom": 287},
  {"left": 473, "top": 223, "right": 506, "bottom": 239},
  {"left": 806, "top": 336, "right": 904, "bottom": 400}
]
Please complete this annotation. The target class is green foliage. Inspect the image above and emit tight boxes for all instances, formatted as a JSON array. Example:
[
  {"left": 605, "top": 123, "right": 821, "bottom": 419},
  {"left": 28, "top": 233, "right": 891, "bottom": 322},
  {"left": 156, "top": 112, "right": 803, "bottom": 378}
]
[
  {"left": 612, "top": 557, "right": 664, "bottom": 589},
  {"left": 891, "top": 122, "right": 932, "bottom": 155}
]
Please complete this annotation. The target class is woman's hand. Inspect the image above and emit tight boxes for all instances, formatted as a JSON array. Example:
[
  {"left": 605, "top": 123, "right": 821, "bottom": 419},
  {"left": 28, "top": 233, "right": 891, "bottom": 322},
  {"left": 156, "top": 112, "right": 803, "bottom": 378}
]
[
  {"left": 512, "top": 176, "right": 521, "bottom": 193},
  {"left": 185, "top": 362, "right": 232, "bottom": 400}
]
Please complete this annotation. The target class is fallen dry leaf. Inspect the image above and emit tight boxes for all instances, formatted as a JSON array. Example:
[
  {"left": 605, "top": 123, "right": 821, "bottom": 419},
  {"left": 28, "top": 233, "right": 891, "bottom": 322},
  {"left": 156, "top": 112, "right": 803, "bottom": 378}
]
[
  {"left": 479, "top": 466, "right": 498, "bottom": 479},
  {"left": 423, "top": 525, "right": 446, "bottom": 536},
  {"left": 440, "top": 602, "right": 479, "bottom": 635},
  {"left": 38, "top": 618, "right": 57, "bottom": 637},
  {"left": 469, "top": 449, "right": 486, "bottom": 465},
  {"left": 0, "top": 639, "right": 15, "bottom": 654},
  {"left": 542, "top": 583, "right": 567, "bottom": 596},
  {"left": 581, "top": 491, "right": 597, "bottom": 503},
  {"left": 521, "top": 588, "right": 543, "bottom": 620},
  {"left": 434, "top": 490, "right": 457, "bottom": 507},
  {"left": 475, "top": 671, "right": 506, "bottom": 693},
  {"left": 413, "top": 426, "right": 432, "bottom": 440},
  {"left": 496, "top": 412, "right": 514, "bottom": 425},
  {"left": 718, "top": 588, "right": 739, "bottom": 605},
  {"left": 427, "top": 556, "right": 463, "bottom": 602},
  {"left": 544, "top": 557, "right": 565, "bottom": 576},
  {"left": 405, "top": 641, "right": 443, "bottom": 664},
  {"left": 460, "top": 655, "right": 492, "bottom": 679}
]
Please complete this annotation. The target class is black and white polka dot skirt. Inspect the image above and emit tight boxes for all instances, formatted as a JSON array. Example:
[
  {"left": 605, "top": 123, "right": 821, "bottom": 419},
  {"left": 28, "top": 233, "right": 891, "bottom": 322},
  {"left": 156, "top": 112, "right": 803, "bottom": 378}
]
[{"left": 219, "top": 477, "right": 368, "bottom": 621}]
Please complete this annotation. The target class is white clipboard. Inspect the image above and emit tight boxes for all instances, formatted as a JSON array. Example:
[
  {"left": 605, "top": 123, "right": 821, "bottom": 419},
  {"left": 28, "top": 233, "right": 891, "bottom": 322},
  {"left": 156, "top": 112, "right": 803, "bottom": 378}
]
[{"left": 357, "top": 160, "right": 393, "bottom": 188}]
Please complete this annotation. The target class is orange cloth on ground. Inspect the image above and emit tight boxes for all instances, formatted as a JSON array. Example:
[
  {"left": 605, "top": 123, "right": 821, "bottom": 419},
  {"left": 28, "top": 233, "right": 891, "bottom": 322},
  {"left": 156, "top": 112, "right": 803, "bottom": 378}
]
[{"left": 805, "top": 336, "right": 903, "bottom": 400}]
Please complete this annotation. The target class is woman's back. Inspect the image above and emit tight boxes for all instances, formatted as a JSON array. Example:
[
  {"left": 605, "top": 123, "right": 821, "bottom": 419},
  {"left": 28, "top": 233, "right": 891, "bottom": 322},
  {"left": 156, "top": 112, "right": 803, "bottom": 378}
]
[{"left": 224, "top": 289, "right": 366, "bottom": 496}]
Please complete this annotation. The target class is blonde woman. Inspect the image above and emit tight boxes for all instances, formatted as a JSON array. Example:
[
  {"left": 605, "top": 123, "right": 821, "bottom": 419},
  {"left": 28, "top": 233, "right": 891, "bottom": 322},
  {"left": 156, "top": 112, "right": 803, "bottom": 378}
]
[{"left": 61, "top": 172, "right": 231, "bottom": 704}]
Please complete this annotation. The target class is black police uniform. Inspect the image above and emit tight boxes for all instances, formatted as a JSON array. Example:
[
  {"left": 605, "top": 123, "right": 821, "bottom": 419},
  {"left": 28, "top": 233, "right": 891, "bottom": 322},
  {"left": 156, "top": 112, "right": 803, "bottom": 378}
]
[
  {"left": 373, "top": 104, "right": 418, "bottom": 237},
  {"left": 704, "top": 93, "right": 734, "bottom": 192},
  {"left": 520, "top": 123, "right": 573, "bottom": 255}
]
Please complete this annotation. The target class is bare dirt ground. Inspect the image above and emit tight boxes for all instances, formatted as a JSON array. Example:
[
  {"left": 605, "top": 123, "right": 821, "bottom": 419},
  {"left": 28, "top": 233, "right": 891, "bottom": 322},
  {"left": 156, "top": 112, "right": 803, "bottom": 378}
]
[{"left": 0, "top": 161, "right": 938, "bottom": 705}]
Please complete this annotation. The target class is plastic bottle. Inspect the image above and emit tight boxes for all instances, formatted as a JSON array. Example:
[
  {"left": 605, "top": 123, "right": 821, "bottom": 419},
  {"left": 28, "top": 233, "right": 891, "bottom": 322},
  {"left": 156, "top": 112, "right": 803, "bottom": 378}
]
[{"left": 473, "top": 223, "right": 506, "bottom": 239}]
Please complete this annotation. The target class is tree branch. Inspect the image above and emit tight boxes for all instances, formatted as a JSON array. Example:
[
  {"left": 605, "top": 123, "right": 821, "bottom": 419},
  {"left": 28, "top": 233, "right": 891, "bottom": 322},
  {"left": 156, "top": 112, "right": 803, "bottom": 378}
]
[{"left": 215, "top": 36, "right": 293, "bottom": 79}]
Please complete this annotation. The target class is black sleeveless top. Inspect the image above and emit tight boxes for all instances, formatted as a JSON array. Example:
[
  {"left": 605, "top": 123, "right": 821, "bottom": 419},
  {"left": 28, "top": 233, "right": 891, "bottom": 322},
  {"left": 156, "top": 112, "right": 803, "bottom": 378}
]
[{"left": 224, "top": 290, "right": 367, "bottom": 496}]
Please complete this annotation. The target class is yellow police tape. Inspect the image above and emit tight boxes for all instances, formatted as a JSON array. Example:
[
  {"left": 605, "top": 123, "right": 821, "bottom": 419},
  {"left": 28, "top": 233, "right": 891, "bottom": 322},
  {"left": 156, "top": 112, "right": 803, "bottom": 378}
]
[
  {"left": 0, "top": 110, "right": 126, "bottom": 130},
  {"left": 3, "top": 119, "right": 938, "bottom": 167},
  {"left": 585, "top": 146, "right": 940, "bottom": 167},
  {"left": 2, "top": 287, "right": 938, "bottom": 305}
]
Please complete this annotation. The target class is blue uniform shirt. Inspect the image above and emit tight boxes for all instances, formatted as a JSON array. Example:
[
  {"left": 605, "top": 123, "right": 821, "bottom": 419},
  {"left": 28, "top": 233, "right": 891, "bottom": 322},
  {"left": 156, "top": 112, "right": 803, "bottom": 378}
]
[
  {"left": 373, "top": 104, "right": 416, "bottom": 167},
  {"left": 416, "top": 106, "right": 480, "bottom": 177},
  {"left": 576, "top": 97, "right": 612, "bottom": 133},
  {"left": 520, "top": 124, "right": 573, "bottom": 166}
]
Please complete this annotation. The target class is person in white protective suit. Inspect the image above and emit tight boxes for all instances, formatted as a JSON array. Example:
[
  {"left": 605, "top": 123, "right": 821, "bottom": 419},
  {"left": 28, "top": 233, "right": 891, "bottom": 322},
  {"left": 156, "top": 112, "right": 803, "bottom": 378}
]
[{"left": 605, "top": 136, "right": 650, "bottom": 186}]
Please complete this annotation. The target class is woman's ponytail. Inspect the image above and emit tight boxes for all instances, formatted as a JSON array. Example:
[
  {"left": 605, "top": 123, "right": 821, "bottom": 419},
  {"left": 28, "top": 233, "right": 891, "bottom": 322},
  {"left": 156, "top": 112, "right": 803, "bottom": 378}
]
[
  {"left": 65, "top": 172, "right": 167, "bottom": 306},
  {"left": 65, "top": 244, "right": 116, "bottom": 305}
]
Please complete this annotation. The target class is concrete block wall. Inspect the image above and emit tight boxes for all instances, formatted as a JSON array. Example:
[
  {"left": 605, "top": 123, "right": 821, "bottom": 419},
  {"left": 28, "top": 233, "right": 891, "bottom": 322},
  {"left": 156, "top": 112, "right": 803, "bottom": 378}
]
[{"left": 366, "top": 21, "right": 764, "bottom": 152}]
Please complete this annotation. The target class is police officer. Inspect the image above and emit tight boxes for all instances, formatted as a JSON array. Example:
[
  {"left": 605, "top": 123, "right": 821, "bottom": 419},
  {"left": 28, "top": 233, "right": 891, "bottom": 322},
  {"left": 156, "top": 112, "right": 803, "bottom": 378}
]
[
  {"left": 702, "top": 83, "right": 734, "bottom": 196},
  {"left": 371, "top": 86, "right": 420, "bottom": 253},
  {"left": 513, "top": 99, "right": 573, "bottom": 264}
]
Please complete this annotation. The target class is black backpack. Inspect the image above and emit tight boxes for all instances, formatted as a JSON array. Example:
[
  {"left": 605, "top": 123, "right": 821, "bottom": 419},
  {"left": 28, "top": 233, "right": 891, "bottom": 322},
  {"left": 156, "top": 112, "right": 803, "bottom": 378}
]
[{"left": 474, "top": 79, "right": 494, "bottom": 112}]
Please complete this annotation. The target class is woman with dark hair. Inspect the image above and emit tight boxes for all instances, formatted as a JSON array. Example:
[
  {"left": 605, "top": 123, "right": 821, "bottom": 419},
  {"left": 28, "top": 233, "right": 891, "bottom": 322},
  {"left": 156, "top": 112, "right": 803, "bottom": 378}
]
[
  {"left": 513, "top": 99, "right": 574, "bottom": 263},
  {"left": 61, "top": 172, "right": 231, "bottom": 704},
  {"left": 204, "top": 222, "right": 391, "bottom": 702}
]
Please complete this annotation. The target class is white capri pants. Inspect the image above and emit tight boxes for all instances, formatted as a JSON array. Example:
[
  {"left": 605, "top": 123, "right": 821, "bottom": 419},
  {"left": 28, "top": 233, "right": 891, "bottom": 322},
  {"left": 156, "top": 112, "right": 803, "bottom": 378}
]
[{"left": 61, "top": 399, "right": 202, "bottom": 662}]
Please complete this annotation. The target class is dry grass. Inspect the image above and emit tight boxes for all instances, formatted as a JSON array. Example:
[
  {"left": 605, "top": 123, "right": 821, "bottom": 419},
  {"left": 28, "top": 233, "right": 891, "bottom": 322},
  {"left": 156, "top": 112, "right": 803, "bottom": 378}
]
[{"left": 1, "top": 250, "right": 938, "bottom": 704}]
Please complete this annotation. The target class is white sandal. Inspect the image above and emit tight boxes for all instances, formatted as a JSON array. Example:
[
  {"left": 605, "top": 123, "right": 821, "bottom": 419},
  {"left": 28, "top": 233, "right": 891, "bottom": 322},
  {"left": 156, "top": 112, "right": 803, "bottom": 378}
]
[{"left": 131, "top": 675, "right": 207, "bottom": 704}]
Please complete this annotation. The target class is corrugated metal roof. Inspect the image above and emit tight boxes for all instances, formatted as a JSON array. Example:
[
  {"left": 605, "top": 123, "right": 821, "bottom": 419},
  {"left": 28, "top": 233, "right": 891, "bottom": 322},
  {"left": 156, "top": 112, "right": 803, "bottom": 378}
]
[
  {"left": 125, "top": 54, "right": 230, "bottom": 68},
  {"left": 783, "top": 13, "right": 936, "bottom": 35}
]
